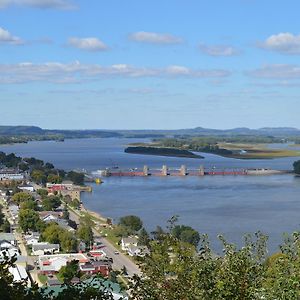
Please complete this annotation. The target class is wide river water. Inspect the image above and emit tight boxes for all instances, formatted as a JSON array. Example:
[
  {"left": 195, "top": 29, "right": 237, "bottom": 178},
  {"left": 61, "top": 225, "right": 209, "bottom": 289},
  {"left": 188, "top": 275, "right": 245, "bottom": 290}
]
[{"left": 1, "top": 138, "right": 300, "bottom": 253}]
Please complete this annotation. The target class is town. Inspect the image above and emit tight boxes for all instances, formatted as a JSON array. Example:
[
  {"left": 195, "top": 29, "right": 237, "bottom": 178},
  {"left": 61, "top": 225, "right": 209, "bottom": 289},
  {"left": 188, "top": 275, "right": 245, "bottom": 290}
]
[{"left": 0, "top": 152, "right": 149, "bottom": 299}]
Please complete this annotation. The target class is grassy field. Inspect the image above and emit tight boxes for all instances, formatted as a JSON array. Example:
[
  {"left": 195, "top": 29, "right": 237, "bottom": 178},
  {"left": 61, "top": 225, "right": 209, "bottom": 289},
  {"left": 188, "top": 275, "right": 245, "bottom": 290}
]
[{"left": 218, "top": 143, "right": 300, "bottom": 159}]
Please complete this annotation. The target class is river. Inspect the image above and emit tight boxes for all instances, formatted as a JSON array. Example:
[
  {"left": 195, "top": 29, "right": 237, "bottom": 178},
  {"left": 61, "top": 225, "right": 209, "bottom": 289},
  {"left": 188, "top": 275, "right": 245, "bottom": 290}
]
[{"left": 1, "top": 138, "right": 300, "bottom": 253}]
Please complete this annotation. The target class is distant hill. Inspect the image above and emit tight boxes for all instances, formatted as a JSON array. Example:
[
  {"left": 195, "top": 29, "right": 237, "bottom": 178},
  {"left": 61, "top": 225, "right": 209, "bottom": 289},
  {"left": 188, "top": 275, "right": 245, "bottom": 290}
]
[
  {"left": 0, "top": 126, "right": 44, "bottom": 136},
  {"left": 1, "top": 125, "right": 300, "bottom": 139}
]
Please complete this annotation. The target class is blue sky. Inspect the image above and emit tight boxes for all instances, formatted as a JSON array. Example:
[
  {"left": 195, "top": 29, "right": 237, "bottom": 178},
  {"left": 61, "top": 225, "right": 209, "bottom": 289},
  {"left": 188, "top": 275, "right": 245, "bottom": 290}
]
[{"left": 1, "top": 0, "right": 300, "bottom": 129}]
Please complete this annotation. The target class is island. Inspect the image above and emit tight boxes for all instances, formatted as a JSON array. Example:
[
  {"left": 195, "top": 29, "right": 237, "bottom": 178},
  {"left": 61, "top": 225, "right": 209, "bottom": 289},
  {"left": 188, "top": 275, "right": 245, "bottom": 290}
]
[{"left": 124, "top": 146, "right": 204, "bottom": 159}]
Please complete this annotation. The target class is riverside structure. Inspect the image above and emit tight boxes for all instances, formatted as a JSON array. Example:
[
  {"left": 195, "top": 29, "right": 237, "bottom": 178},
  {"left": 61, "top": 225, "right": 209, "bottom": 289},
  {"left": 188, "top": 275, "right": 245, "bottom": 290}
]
[{"left": 95, "top": 165, "right": 289, "bottom": 177}]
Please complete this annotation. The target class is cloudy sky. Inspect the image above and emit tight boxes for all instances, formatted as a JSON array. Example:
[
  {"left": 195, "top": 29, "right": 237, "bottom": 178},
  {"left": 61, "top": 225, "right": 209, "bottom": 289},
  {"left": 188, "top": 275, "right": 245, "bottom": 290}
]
[{"left": 1, "top": 0, "right": 300, "bottom": 129}]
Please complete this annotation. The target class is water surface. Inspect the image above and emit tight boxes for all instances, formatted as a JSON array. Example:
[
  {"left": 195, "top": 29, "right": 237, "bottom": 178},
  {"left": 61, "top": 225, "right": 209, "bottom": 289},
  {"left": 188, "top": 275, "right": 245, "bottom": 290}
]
[{"left": 1, "top": 138, "right": 300, "bottom": 252}]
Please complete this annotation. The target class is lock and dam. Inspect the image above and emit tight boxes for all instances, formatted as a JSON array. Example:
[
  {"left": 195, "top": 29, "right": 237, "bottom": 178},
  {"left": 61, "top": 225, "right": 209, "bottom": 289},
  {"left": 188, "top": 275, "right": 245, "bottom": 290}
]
[{"left": 95, "top": 166, "right": 289, "bottom": 177}]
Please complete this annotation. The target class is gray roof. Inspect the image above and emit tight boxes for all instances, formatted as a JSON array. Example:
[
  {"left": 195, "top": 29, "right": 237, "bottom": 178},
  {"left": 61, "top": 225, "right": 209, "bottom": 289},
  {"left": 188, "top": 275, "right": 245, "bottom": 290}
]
[
  {"left": 122, "top": 237, "right": 138, "bottom": 244},
  {"left": 32, "top": 243, "right": 59, "bottom": 251},
  {"left": 0, "top": 233, "right": 15, "bottom": 242}
]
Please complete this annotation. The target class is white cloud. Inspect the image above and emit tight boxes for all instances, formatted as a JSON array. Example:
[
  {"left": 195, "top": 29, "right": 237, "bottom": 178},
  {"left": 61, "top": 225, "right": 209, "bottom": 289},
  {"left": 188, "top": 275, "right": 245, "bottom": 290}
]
[
  {"left": 247, "top": 64, "right": 300, "bottom": 79},
  {"left": 67, "top": 37, "right": 108, "bottom": 51},
  {"left": 129, "top": 31, "right": 183, "bottom": 44},
  {"left": 0, "top": 27, "right": 23, "bottom": 45},
  {"left": 0, "top": 61, "right": 231, "bottom": 84},
  {"left": 259, "top": 33, "right": 300, "bottom": 54},
  {"left": 199, "top": 44, "right": 240, "bottom": 56},
  {"left": 0, "top": 0, "right": 76, "bottom": 10}
]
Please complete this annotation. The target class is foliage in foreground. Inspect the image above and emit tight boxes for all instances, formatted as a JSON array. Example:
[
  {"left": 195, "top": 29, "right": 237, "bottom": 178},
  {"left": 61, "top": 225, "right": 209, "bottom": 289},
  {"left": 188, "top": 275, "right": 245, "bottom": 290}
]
[
  {"left": 0, "top": 256, "right": 117, "bottom": 300},
  {"left": 131, "top": 221, "right": 300, "bottom": 300}
]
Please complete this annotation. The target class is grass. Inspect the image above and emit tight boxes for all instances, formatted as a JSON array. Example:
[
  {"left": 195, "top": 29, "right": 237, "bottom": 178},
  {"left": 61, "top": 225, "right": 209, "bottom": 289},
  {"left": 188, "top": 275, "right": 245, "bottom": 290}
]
[
  {"left": 38, "top": 274, "right": 48, "bottom": 285},
  {"left": 218, "top": 142, "right": 300, "bottom": 159}
]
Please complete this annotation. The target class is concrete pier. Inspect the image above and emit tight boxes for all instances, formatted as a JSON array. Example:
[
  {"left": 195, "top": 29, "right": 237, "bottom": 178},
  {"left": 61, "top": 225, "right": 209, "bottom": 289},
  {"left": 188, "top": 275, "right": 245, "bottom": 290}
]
[
  {"left": 143, "top": 165, "right": 150, "bottom": 176},
  {"left": 180, "top": 165, "right": 188, "bottom": 176},
  {"left": 162, "top": 165, "right": 169, "bottom": 176}
]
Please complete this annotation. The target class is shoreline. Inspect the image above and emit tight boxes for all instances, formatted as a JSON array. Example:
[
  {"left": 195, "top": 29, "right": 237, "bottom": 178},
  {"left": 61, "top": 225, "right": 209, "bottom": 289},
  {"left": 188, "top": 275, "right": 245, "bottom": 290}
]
[{"left": 80, "top": 202, "right": 108, "bottom": 223}]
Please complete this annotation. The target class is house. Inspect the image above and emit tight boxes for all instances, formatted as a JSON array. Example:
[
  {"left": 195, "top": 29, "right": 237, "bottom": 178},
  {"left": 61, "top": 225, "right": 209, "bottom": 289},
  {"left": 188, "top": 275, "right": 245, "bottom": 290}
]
[
  {"left": 42, "top": 277, "right": 128, "bottom": 300},
  {"left": 0, "top": 233, "right": 17, "bottom": 246},
  {"left": 127, "top": 245, "right": 150, "bottom": 257},
  {"left": 78, "top": 241, "right": 87, "bottom": 252},
  {"left": 47, "top": 181, "right": 74, "bottom": 192},
  {"left": 8, "top": 204, "right": 19, "bottom": 223},
  {"left": 8, "top": 264, "right": 28, "bottom": 284},
  {"left": 8, "top": 256, "right": 29, "bottom": 284},
  {"left": 79, "top": 260, "right": 111, "bottom": 277},
  {"left": 39, "top": 211, "right": 62, "bottom": 222},
  {"left": 18, "top": 184, "right": 35, "bottom": 192},
  {"left": 121, "top": 237, "right": 138, "bottom": 251},
  {"left": 24, "top": 232, "right": 40, "bottom": 245},
  {"left": 52, "top": 219, "right": 75, "bottom": 232},
  {"left": 38, "top": 253, "right": 89, "bottom": 275},
  {"left": 0, "top": 170, "right": 24, "bottom": 181},
  {"left": 0, "top": 234, "right": 19, "bottom": 260},
  {"left": 32, "top": 243, "right": 60, "bottom": 256}
]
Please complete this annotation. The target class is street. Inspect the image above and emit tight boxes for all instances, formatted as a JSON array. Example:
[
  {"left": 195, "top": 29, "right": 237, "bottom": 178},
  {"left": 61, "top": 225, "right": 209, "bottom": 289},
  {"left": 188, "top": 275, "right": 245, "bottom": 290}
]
[{"left": 68, "top": 209, "right": 141, "bottom": 277}]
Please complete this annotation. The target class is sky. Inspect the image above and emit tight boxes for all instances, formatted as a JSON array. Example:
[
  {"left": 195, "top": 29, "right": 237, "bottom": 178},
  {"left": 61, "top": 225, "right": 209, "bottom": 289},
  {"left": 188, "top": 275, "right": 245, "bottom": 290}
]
[{"left": 1, "top": 0, "right": 300, "bottom": 130}]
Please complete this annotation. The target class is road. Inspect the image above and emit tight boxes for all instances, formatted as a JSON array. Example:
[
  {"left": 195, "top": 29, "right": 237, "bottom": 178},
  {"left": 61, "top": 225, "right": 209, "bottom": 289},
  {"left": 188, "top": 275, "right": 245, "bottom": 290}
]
[
  {"left": 68, "top": 209, "right": 141, "bottom": 277},
  {"left": 2, "top": 201, "right": 42, "bottom": 286}
]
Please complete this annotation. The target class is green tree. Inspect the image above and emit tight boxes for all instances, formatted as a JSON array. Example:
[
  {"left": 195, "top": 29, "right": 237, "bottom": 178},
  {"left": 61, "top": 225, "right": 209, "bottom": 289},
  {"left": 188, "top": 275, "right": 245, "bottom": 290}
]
[
  {"left": 12, "top": 192, "right": 34, "bottom": 205},
  {"left": 18, "top": 209, "right": 40, "bottom": 232},
  {"left": 37, "top": 189, "right": 48, "bottom": 197},
  {"left": 47, "top": 174, "right": 62, "bottom": 184},
  {"left": 19, "top": 200, "right": 37, "bottom": 211},
  {"left": 58, "top": 260, "right": 80, "bottom": 284},
  {"left": 31, "top": 169, "right": 46, "bottom": 184},
  {"left": 41, "top": 223, "right": 61, "bottom": 244},
  {"left": 138, "top": 227, "right": 150, "bottom": 246},
  {"left": 131, "top": 231, "right": 269, "bottom": 300},
  {"left": 172, "top": 224, "right": 200, "bottom": 247},
  {"left": 0, "top": 256, "right": 115, "bottom": 299},
  {"left": 63, "top": 205, "right": 70, "bottom": 220},
  {"left": 67, "top": 171, "right": 85, "bottom": 185},
  {"left": 293, "top": 160, "right": 300, "bottom": 174},
  {"left": 119, "top": 215, "right": 143, "bottom": 233},
  {"left": 42, "top": 223, "right": 77, "bottom": 253},
  {"left": 77, "top": 224, "right": 94, "bottom": 246},
  {"left": 60, "top": 230, "right": 78, "bottom": 253},
  {"left": 41, "top": 196, "right": 61, "bottom": 211},
  {"left": 70, "top": 198, "right": 81, "bottom": 209}
]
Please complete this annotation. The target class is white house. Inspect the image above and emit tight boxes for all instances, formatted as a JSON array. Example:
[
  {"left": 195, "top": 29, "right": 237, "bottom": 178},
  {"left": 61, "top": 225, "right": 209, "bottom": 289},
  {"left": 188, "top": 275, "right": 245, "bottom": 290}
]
[
  {"left": 24, "top": 232, "right": 40, "bottom": 245},
  {"left": 18, "top": 184, "right": 35, "bottom": 192},
  {"left": 8, "top": 204, "right": 19, "bottom": 223},
  {"left": 0, "top": 171, "right": 24, "bottom": 181},
  {"left": 9, "top": 264, "right": 28, "bottom": 283},
  {"left": 0, "top": 233, "right": 17, "bottom": 246},
  {"left": 127, "top": 245, "right": 150, "bottom": 257},
  {"left": 121, "top": 237, "right": 138, "bottom": 251},
  {"left": 32, "top": 243, "right": 60, "bottom": 256},
  {"left": 38, "top": 253, "right": 89, "bottom": 275},
  {"left": 0, "top": 234, "right": 19, "bottom": 260}
]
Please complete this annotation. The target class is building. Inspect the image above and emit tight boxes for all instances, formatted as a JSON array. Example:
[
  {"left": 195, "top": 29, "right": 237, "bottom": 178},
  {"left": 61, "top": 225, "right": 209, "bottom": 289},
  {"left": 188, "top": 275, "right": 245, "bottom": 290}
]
[
  {"left": 32, "top": 243, "right": 60, "bottom": 256},
  {"left": 127, "top": 245, "right": 150, "bottom": 257},
  {"left": 42, "top": 277, "right": 128, "bottom": 300},
  {"left": 0, "top": 233, "right": 16, "bottom": 246},
  {"left": 121, "top": 237, "right": 138, "bottom": 251},
  {"left": 38, "top": 253, "right": 89, "bottom": 275},
  {"left": 79, "top": 260, "right": 111, "bottom": 277},
  {"left": 0, "top": 170, "right": 24, "bottom": 181},
  {"left": 18, "top": 184, "right": 35, "bottom": 192},
  {"left": 8, "top": 204, "right": 19, "bottom": 223},
  {"left": 39, "top": 211, "right": 62, "bottom": 222},
  {"left": 0, "top": 234, "right": 19, "bottom": 260},
  {"left": 24, "top": 232, "right": 40, "bottom": 245}
]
